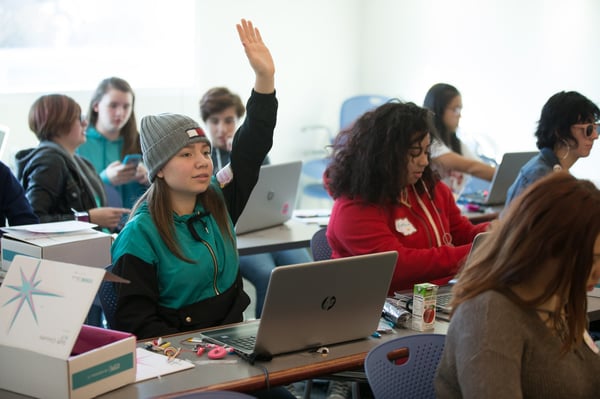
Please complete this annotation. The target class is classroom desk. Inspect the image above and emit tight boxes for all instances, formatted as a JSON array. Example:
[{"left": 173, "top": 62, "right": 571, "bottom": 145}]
[
  {"left": 236, "top": 205, "right": 497, "bottom": 258},
  {"left": 97, "top": 321, "right": 449, "bottom": 399},
  {"left": 1, "top": 299, "right": 599, "bottom": 399},
  {"left": 460, "top": 205, "right": 502, "bottom": 225},
  {"left": 236, "top": 219, "right": 321, "bottom": 256}
]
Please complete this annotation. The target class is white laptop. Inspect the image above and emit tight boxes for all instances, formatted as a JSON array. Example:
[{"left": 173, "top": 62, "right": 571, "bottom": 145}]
[
  {"left": 235, "top": 161, "right": 302, "bottom": 235},
  {"left": 200, "top": 251, "right": 398, "bottom": 362},
  {"left": 460, "top": 151, "right": 537, "bottom": 205},
  {"left": 0, "top": 124, "right": 8, "bottom": 159}
]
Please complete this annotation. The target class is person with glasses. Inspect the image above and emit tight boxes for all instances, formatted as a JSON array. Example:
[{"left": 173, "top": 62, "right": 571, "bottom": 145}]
[
  {"left": 325, "top": 101, "right": 489, "bottom": 295},
  {"left": 423, "top": 83, "right": 496, "bottom": 197},
  {"left": 110, "top": 19, "right": 278, "bottom": 340},
  {"left": 505, "top": 91, "right": 600, "bottom": 207},
  {"left": 16, "top": 94, "right": 130, "bottom": 230}
]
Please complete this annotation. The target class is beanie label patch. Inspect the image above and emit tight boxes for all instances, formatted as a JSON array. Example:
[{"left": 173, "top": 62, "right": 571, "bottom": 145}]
[{"left": 186, "top": 128, "right": 205, "bottom": 138}]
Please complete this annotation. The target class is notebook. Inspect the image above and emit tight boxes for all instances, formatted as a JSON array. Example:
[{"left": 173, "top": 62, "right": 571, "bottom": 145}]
[
  {"left": 460, "top": 151, "right": 537, "bottom": 205},
  {"left": 235, "top": 161, "right": 302, "bottom": 235},
  {"left": 200, "top": 251, "right": 398, "bottom": 361}
]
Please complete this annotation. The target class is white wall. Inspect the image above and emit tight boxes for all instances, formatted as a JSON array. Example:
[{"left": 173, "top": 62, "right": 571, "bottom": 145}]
[
  {"left": 1, "top": 0, "right": 598, "bottom": 181},
  {"left": 361, "top": 0, "right": 600, "bottom": 180}
]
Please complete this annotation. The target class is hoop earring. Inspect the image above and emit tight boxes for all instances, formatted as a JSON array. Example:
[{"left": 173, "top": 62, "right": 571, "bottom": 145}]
[{"left": 559, "top": 138, "right": 570, "bottom": 160}]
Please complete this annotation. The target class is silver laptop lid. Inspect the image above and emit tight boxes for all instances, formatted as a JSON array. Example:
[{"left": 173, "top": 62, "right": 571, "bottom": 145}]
[
  {"left": 254, "top": 251, "right": 397, "bottom": 357},
  {"left": 235, "top": 161, "right": 302, "bottom": 235},
  {"left": 461, "top": 151, "right": 536, "bottom": 205},
  {"left": 484, "top": 151, "right": 536, "bottom": 205},
  {"left": 201, "top": 251, "right": 398, "bottom": 360}
]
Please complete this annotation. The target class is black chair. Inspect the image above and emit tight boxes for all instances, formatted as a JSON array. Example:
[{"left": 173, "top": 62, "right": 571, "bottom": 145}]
[
  {"left": 310, "top": 227, "right": 331, "bottom": 261},
  {"left": 98, "top": 264, "right": 118, "bottom": 330}
]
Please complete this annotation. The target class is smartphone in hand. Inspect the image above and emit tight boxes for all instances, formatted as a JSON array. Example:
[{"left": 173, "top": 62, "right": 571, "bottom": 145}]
[{"left": 122, "top": 154, "right": 142, "bottom": 167}]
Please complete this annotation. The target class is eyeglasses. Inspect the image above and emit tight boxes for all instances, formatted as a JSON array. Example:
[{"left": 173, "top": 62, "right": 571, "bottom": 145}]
[
  {"left": 572, "top": 123, "right": 599, "bottom": 138},
  {"left": 447, "top": 106, "right": 462, "bottom": 116}
]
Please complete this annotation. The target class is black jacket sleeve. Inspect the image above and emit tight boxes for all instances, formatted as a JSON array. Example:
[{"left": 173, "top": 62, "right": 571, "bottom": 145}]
[
  {"left": 112, "top": 254, "right": 179, "bottom": 339},
  {"left": 221, "top": 90, "right": 278, "bottom": 225},
  {"left": 0, "top": 162, "right": 39, "bottom": 231}
]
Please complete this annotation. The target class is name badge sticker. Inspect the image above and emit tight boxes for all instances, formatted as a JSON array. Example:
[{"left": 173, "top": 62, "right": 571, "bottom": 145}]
[{"left": 396, "top": 218, "right": 417, "bottom": 236}]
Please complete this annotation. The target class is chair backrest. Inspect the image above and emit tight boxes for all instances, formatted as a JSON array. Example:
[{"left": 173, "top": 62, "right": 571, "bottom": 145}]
[
  {"left": 340, "top": 95, "right": 390, "bottom": 130},
  {"left": 103, "top": 182, "right": 123, "bottom": 207},
  {"left": 169, "top": 391, "right": 255, "bottom": 399},
  {"left": 310, "top": 227, "right": 332, "bottom": 261},
  {"left": 98, "top": 264, "right": 118, "bottom": 329},
  {"left": 364, "top": 333, "right": 446, "bottom": 399}
]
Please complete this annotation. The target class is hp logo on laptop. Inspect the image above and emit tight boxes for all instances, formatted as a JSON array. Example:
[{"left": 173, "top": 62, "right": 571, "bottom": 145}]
[{"left": 321, "top": 296, "right": 336, "bottom": 311}]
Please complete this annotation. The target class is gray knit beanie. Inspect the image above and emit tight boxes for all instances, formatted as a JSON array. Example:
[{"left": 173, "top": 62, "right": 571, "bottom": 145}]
[{"left": 140, "top": 113, "right": 210, "bottom": 181}]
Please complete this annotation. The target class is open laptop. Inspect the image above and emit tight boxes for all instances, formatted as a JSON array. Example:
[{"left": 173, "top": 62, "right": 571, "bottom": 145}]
[
  {"left": 435, "top": 231, "right": 490, "bottom": 314},
  {"left": 460, "top": 151, "right": 537, "bottom": 205},
  {"left": 393, "top": 232, "right": 489, "bottom": 317},
  {"left": 200, "top": 251, "right": 398, "bottom": 361},
  {"left": 235, "top": 161, "right": 302, "bottom": 235}
]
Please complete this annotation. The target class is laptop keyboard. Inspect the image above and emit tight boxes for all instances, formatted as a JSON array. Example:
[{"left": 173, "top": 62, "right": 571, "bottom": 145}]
[
  {"left": 437, "top": 292, "right": 452, "bottom": 312},
  {"left": 221, "top": 335, "right": 256, "bottom": 351},
  {"left": 460, "top": 191, "right": 488, "bottom": 204}
]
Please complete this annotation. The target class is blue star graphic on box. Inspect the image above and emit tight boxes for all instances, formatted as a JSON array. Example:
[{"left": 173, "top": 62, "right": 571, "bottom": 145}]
[{"left": 2, "top": 260, "right": 62, "bottom": 332}]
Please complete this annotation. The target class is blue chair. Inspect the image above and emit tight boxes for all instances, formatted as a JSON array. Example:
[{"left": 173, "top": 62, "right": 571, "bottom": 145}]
[
  {"left": 310, "top": 227, "right": 331, "bottom": 261},
  {"left": 364, "top": 333, "right": 446, "bottom": 399},
  {"left": 339, "top": 95, "right": 390, "bottom": 130},
  {"left": 98, "top": 264, "right": 118, "bottom": 329}
]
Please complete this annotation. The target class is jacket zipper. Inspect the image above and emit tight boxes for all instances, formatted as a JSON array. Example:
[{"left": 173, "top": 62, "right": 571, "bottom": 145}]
[{"left": 195, "top": 235, "right": 221, "bottom": 295}]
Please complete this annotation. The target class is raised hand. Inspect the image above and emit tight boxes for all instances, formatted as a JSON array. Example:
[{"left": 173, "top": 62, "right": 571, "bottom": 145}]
[{"left": 236, "top": 19, "right": 275, "bottom": 94}]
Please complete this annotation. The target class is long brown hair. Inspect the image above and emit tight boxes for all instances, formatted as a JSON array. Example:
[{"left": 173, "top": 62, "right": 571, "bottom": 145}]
[
  {"left": 452, "top": 172, "right": 600, "bottom": 352},
  {"left": 131, "top": 179, "right": 234, "bottom": 263},
  {"left": 87, "top": 77, "right": 140, "bottom": 158}
]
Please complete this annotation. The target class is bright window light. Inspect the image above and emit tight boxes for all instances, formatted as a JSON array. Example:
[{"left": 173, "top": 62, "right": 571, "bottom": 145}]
[{"left": 0, "top": 0, "right": 195, "bottom": 93}]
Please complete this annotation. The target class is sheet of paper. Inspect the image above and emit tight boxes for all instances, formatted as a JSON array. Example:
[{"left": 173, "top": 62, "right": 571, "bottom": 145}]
[
  {"left": 1, "top": 220, "right": 98, "bottom": 235},
  {"left": 293, "top": 208, "right": 331, "bottom": 225},
  {"left": 135, "top": 347, "right": 195, "bottom": 382}
]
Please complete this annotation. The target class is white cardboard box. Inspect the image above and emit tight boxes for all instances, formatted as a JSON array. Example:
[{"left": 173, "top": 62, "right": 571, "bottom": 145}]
[
  {"left": 0, "top": 256, "right": 136, "bottom": 399},
  {"left": 1, "top": 221, "right": 112, "bottom": 271}
]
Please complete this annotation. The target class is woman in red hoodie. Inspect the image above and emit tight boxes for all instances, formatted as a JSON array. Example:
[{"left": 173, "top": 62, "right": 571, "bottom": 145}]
[{"left": 326, "top": 100, "right": 489, "bottom": 294}]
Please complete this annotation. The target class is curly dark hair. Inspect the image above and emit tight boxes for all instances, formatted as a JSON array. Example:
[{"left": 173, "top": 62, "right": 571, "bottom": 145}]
[{"left": 326, "top": 100, "right": 438, "bottom": 205}]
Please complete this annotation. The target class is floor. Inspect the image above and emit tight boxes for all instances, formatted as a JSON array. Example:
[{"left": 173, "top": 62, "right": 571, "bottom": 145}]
[{"left": 284, "top": 380, "right": 375, "bottom": 399}]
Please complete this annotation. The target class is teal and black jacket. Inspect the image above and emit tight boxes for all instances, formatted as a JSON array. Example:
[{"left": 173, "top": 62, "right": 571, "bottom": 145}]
[{"left": 111, "top": 90, "right": 277, "bottom": 339}]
